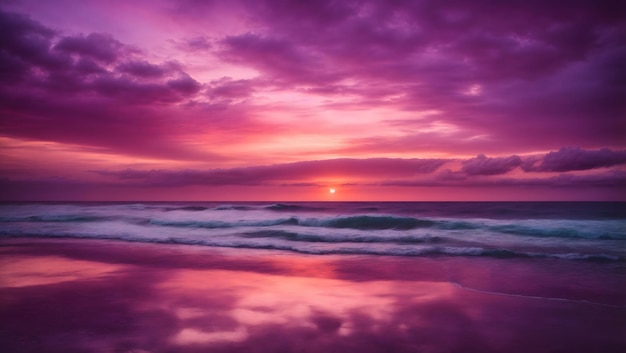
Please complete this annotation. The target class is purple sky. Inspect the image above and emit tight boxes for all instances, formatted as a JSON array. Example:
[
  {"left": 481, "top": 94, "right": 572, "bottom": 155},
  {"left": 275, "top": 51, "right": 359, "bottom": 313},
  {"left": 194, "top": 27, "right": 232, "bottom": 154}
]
[{"left": 0, "top": 0, "right": 624, "bottom": 200}]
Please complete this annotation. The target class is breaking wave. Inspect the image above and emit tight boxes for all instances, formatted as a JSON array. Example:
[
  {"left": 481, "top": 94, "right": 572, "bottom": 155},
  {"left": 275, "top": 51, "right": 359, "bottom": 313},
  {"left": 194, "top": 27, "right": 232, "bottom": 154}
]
[
  {"left": 241, "top": 230, "right": 443, "bottom": 244},
  {"left": 2, "top": 212, "right": 624, "bottom": 240},
  {"left": 1, "top": 202, "right": 624, "bottom": 262},
  {"left": 147, "top": 215, "right": 625, "bottom": 239},
  {"left": 1, "top": 231, "right": 621, "bottom": 262},
  {"left": 149, "top": 215, "right": 437, "bottom": 230},
  {"left": 0, "top": 215, "right": 112, "bottom": 222}
]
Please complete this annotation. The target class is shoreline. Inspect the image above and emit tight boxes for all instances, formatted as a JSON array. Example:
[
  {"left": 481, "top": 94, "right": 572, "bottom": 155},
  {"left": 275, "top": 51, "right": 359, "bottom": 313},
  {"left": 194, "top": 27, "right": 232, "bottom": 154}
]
[{"left": 1, "top": 237, "right": 625, "bottom": 352}]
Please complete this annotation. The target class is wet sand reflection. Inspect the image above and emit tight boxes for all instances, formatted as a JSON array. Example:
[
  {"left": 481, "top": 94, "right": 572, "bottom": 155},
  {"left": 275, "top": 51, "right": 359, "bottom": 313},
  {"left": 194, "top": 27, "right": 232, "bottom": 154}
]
[
  {"left": 0, "top": 238, "right": 624, "bottom": 353},
  {"left": 160, "top": 268, "right": 454, "bottom": 345}
]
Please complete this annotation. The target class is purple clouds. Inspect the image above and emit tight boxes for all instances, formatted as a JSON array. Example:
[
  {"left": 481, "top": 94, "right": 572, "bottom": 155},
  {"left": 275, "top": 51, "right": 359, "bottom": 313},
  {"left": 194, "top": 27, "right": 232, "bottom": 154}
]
[
  {"left": 462, "top": 154, "right": 523, "bottom": 176},
  {"left": 117, "top": 60, "right": 168, "bottom": 78},
  {"left": 0, "top": 10, "right": 201, "bottom": 104},
  {"left": 523, "top": 147, "right": 626, "bottom": 172},
  {"left": 55, "top": 33, "right": 124, "bottom": 63},
  {"left": 0, "top": 9, "right": 213, "bottom": 159},
  {"left": 218, "top": 0, "right": 625, "bottom": 149},
  {"left": 90, "top": 148, "right": 626, "bottom": 188},
  {"left": 0, "top": 0, "right": 624, "bottom": 200},
  {"left": 94, "top": 158, "right": 447, "bottom": 187}
]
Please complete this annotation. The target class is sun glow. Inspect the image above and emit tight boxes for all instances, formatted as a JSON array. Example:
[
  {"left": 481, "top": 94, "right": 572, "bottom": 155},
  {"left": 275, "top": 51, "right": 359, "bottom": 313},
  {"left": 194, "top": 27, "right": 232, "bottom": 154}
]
[{"left": 329, "top": 188, "right": 336, "bottom": 194}]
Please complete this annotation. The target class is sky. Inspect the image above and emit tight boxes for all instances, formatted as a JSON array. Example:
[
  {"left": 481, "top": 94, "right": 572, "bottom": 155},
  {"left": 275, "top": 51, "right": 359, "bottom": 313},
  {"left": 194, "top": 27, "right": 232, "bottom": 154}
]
[{"left": 0, "top": 0, "right": 624, "bottom": 201}]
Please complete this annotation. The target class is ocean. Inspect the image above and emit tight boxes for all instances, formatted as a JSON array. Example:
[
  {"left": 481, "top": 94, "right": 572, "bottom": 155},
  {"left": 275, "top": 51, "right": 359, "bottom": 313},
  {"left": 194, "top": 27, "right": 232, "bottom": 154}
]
[
  {"left": 2, "top": 201, "right": 625, "bottom": 352},
  {"left": 1, "top": 201, "right": 624, "bottom": 261}
]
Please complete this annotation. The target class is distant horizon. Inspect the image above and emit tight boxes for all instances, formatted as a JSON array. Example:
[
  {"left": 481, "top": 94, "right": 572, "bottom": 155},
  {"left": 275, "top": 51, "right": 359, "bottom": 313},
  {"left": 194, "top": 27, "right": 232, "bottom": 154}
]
[{"left": 2, "top": 199, "right": 625, "bottom": 203}]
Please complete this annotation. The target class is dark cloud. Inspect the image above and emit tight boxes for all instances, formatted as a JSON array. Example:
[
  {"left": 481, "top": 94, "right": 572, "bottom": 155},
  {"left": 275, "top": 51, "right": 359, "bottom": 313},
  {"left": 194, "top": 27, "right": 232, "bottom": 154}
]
[
  {"left": 92, "top": 76, "right": 179, "bottom": 103},
  {"left": 230, "top": 0, "right": 624, "bottom": 81},
  {"left": 94, "top": 158, "right": 447, "bottom": 186},
  {"left": 539, "top": 169, "right": 626, "bottom": 186},
  {"left": 180, "top": 35, "right": 213, "bottom": 51},
  {"left": 213, "top": 0, "right": 626, "bottom": 150},
  {"left": 54, "top": 33, "right": 125, "bottom": 63},
  {"left": 0, "top": 9, "right": 67, "bottom": 79},
  {"left": 437, "top": 169, "right": 468, "bottom": 182},
  {"left": 1, "top": 0, "right": 624, "bottom": 197},
  {"left": 383, "top": 169, "right": 626, "bottom": 188},
  {"left": 219, "top": 32, "right": 334, "bottom": 85},
  {"left": 91, "top": 152, "right": 626, "bottom": 189},
  {"left": 117, "top": 60, "right": 168, "bottom": 78},
  {"left": 167, "top": 73, "right": 202, "bottom": 94},
  {"left": 522, "top": 147, "right": 626, "bottom": 172},
  {"left": 462, "top": 154, "right": 522, "bottom": 176},
  {"left": 0, "top": 9, "right": 217, "bottom": 159},
  {"left": 207, "top": 77, "right": 256, "bottom": 99},
  {"left": 0, "top": 9, "right": 202, "bottom": 102}
]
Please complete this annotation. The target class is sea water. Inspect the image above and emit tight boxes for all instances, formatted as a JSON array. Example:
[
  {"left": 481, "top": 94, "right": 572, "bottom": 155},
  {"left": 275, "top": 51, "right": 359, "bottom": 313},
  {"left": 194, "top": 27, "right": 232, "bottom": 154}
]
[{"left": 1, "top": 202, "right": 624, "bottom": 262}]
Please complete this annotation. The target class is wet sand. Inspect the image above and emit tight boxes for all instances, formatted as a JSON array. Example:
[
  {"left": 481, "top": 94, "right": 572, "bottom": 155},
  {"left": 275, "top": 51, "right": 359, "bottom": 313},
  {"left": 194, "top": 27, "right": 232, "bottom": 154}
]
[{"left": 0, "top": 238, "right": 624, "bottom": 353}]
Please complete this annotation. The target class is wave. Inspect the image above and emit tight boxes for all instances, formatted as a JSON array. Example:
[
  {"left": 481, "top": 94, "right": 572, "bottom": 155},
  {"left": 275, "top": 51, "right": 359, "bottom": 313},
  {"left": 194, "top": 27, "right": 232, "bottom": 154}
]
[
  {"left": 149, "top": 215, "right": 438, "bottom": 231},
  {"left": 305, "top": 215, "right": 436, "bottom": 230},
  {"left": 168, "top": 206, "right": 210, "bottom": 211},
  {"left": 149, "top": 217, "right": 299, "bottom": 228},
  {"left": 487, "top": 224, "right": 625, "bottom": 240},
  {"left": 1, "top": 232, "right": 621, "bottom": 262},
  {"left": 241, "top": 230, "right": 442, "bottom": 244},
  {"left": 5, "top": 211, "right": 622, "bottom": 240},
  {"left": 147, "top": 215, "right": 625, "bottom": 240},
  {"left": 168, "top": 203, "right": 316, "bottom": 212},
  {"left": 166, "top": 205, "right": 258, "bottom": 211},
  {"left": 0, "top": 215, "right": 112, "bottom": 223},
  {"left": 214, "top": 205, "right": 256, "bottom": 211},
  {"left": 266, "top": 203, "right": 304, "bottom": 211},
  {"left": 264, "top": 203, "right": 326, "bottom": 211}
]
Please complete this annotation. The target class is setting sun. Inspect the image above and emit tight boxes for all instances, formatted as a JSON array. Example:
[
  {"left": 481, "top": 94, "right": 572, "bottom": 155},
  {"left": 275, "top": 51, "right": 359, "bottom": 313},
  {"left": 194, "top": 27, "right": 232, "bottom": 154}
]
[{"left": 329, "top": 188, "right": 336, "bottom": 194}]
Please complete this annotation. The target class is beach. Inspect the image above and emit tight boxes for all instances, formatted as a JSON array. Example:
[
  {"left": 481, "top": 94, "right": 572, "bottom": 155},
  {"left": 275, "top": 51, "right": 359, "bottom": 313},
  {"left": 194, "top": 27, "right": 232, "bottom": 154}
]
[
  {"left": 2, "top": 0, "right": 624, "bottom": 350},
  {"left": 1, "top": 237, "right": 624, "bottom": 353}
]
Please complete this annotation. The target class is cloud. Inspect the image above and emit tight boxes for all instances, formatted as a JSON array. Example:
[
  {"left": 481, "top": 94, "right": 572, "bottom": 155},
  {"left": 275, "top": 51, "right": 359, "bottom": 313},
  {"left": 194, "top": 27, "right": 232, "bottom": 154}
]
[
  {"left": 382, "top": 169, "right": 626, "bottom": 188},
  {"left": 207, "top": 77, "right": 256, "bottom": 100},
  {"left": 94, "top": 158, "right": 447, "bottom": 186},
  {"left": 117, "top": 60, "right": 168, "bottom": 78},
  {"left": 178, "top": 35, "right": 213, "bottom": 51},
  {"left": 167, "top": 73, "right": 201, "bottom": 95},
  {"left": 522, "top": 147, "right": 626, "bottom": 172},
  {"left": 219, "top": 32, "right": 331, "bottom": 85},
  {"left": 0, "top": 9, "right": 66, "bottom": 80},
  {"left": 462, "top": 154, "right": 522, "bottom": 176},
  {"left": 211, "top": 0, "right": 626, "bottom": 151},
  {"left": 0, "top": 9, "right": 202, "bottom": 101},
  {"left": 0, "top": 9, "right": 225, "bottom": 160},
  {"left": 1, "top": 1, "right": 625, "bottom": 177},
  {"left": 436, "top": 169, "right": 467, "bottom": 182},
  {"left": 54, "top": 33, "right": 125, "bottom": 63}
]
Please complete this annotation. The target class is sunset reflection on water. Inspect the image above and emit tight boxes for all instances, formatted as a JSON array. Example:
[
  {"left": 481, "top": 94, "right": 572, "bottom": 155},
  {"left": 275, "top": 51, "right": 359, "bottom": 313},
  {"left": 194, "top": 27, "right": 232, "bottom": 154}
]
[
  {"left": 0, "top": 239, "right": 624, "bottom": 353},
  {"left": 159, "top": 268, "right": 455, "bottom": 346}
]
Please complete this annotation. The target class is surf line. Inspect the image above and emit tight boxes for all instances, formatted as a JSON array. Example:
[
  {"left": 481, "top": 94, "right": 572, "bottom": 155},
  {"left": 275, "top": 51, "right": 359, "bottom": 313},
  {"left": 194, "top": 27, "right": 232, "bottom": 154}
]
[{"left": 447, "top": 280, "right": 626, "bottom": 308}]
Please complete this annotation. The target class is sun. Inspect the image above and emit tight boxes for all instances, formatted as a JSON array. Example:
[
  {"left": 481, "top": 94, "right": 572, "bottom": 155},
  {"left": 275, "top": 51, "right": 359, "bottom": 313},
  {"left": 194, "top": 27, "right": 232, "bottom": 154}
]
[{"left": 329, "top": 188, "right": 336, "bottom": 194}]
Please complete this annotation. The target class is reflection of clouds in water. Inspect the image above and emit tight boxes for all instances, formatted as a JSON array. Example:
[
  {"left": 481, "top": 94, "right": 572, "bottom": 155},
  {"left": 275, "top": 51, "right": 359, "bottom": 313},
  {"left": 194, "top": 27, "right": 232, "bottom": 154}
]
[
  {"left": 0, "top": 255, "right": 123, "bottom": 287},
  {"left": 2, "top": 240, "right": 624, "bottom": 353},
  {"left": 158, "top": 268, "right": 455, "bottom": 345},
  {"left": 173, "top": 327, "right": 248, "bottom": 345}
]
